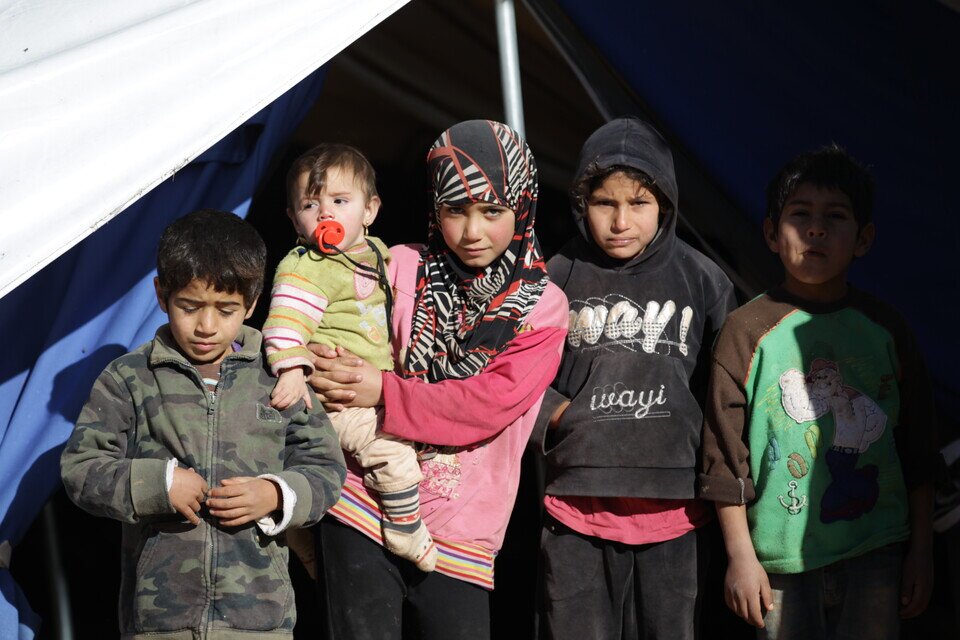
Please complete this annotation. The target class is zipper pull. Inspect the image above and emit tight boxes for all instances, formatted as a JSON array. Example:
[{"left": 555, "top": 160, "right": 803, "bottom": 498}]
[{"left": 208, "top": 392, "right": 216, "bottom": 414}]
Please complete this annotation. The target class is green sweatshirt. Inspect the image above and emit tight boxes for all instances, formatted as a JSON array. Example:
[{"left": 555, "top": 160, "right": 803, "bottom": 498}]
[{"left": 700, "top": 287, "right": 936, "bottom": 573}]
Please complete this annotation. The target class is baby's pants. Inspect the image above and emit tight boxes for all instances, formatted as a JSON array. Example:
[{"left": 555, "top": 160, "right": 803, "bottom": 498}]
[{"left": 331, "top": 407, "right": 422, "bottom": 492}]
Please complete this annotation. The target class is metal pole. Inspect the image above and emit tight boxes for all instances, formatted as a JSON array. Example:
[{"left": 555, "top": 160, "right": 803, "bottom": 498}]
[
  {"left": 495, "top": 0, "right": 542, "bottom": 518},
  {"left": 42, "top": 501, "right": 74, "bottom": 640},
  {"left": 494, "top": 0, "right": 526, "bottom": 136}
]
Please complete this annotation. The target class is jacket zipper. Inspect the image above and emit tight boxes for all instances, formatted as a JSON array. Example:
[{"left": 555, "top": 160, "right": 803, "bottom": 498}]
[
  {"left": 155, "top": 353, "right": 243, "bottom": 635},
  {"left": 203, "top": 371, "right": 225, "bottom": 635}
]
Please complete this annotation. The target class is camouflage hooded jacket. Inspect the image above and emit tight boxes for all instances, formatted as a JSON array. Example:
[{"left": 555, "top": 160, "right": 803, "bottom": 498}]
[{"left": 61, "top": 324, "right": 345, "bottom": 639}]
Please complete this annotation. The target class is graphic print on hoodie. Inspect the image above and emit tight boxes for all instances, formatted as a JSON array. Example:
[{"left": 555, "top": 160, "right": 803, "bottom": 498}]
[{"left": 543, "top": 118, "right": 736, "bottom": 500}]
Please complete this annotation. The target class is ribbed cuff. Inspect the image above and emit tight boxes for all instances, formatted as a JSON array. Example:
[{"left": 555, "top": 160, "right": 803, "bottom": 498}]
[
  {"left": 164, "top": 458, "right": 178, "bottom": 492},
  {"left": 255, "top": 474, "right": 298, "bottom": 535}
]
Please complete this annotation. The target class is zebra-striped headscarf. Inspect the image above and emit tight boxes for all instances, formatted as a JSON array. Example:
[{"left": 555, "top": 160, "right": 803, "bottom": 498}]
[{"left": 401, "top": 120, "right": 548, "bottom": 382}]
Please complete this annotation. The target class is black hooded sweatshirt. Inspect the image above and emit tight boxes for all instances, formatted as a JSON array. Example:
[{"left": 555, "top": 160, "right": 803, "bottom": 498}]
[{"left": 536, "top": 118, "right": 736, "bottom": 499}]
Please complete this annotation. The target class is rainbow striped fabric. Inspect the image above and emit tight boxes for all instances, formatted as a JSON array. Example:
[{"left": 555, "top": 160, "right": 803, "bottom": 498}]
[{"left": 327, "top": 475, "right": 496, "bottom": 589}]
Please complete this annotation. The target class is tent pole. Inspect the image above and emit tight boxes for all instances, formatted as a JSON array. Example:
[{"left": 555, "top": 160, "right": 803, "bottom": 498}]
[
  {"left": 494, "top": 0, "right": 526, "bottom": 136},
  {"left": 496, "top": 0, "right": 545, "bottom": 520},
  {"left": 42, "top": 501, "right": 74, "bottom": 640}
]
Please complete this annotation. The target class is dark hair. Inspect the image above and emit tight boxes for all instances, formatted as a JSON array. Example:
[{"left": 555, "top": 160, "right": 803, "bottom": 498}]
[
  {"left": 766, "top": 144, "right": 874, "bottom": 227},
  {"left": 285, "top": 143, "right": 378, "bottom": 209},
  {"left": 570, "top": 164, "right": 674, "bottom": 219},
  {"left": 156, "top": 209, "right": 266, "bottom": 307}
]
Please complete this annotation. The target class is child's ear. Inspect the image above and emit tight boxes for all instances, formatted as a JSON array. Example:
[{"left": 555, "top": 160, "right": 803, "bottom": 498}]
[
  {"left": 363, "top": 195, "right": 382, "bottom": 228},
  {"left": 154, "top": 277, "right": 169, "bottom": 313},
  {"left": 763, "top": 217, "right": 780, "bottom": 252},
  {"left": 855, "top": 222, "right": 875, "bottom": 258},
  {"left": 243, "top": 296, "right": 259, "bottom": 320}
]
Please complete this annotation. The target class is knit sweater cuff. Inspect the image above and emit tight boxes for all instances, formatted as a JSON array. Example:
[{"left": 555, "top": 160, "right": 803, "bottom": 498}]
[{"left": 256, "top": 474, "right": 298, "bottom": 535}]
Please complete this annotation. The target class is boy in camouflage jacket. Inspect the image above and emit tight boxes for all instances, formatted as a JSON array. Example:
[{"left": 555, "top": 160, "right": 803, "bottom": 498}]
[{"left": 61, "top": 210, "right": 346, "bottom": 639}]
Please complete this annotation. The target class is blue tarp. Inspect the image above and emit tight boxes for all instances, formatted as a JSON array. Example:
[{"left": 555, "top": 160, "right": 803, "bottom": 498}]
[
  {"left": 558, "top": 0, "right": 960, "bottom": 419},
  {"left": 0, "top": 68, "right": 325, "bottom": 639}
]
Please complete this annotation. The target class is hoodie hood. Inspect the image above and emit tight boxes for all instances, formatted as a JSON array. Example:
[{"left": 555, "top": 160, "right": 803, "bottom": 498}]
[{"left": 571, "top": 117, "right": 678, "bottom": 272}]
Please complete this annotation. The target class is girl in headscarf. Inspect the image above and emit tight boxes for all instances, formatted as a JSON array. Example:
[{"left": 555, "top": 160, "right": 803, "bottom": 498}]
[{"left": 310, "top": 120, "right": 568, "bottom": 639}]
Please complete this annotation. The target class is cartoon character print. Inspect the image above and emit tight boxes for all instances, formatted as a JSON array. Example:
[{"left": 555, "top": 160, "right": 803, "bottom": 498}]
[
  {"left": 566, "top": 294, "right": 694, "bottom": 356},
  {"left": 779, "top": 358, "right": 887, "bottom": 523},
  {"left": 356, "top": 299, "right": 387, "bottom": 345}
]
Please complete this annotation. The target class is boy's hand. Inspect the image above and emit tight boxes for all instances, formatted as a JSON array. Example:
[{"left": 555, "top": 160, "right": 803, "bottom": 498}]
[
  {"left": 271, "top": 367, "right": 312, "bottom": 410},
  {"left": 169, "top": 467, "right": 208, "bottom": 525},
  {"left": 900, "top": 539, "right": 933, "bottom": 618},
  {"left": 724, "top": 554, "right": 774, "bottom": 628},
  {"left": 716, "top": 503, "right": 773, "bottom": 628},
  {"left": 207, "top": 477, "right": 282, "bottom": 527},
  {"left": 901, "top": 482, "right": 934, "bottom": 618}
]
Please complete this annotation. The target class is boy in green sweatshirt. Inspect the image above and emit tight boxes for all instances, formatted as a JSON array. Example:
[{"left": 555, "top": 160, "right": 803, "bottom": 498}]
[{"left": 700, "top": 146, "right": 936, "bottom": 639}]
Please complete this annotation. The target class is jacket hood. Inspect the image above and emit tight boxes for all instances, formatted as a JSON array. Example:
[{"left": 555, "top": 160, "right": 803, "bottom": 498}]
[{"left": 571, "top": 117, "right": 678, "bottom": 272}]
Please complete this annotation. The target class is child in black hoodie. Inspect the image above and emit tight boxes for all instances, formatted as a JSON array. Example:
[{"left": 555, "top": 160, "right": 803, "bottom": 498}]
[{"left": 535, "top": 117, "right": 736, "bottom": 639}]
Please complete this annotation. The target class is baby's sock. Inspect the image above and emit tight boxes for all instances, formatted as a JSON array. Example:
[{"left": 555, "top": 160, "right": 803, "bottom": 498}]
[{"left": 380, "top": 485, "right": 437, "bottom": 572}]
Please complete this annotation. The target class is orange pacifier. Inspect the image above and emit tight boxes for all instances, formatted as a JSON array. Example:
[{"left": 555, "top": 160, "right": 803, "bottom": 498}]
[{"left": 313, "top": 220, "right": 345, "bottom": 254}]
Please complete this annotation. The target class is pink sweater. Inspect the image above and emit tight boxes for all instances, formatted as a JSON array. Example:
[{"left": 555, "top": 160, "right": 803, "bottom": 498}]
[{"left": 327, "top": 244, "right": 568, "bottom": 588}]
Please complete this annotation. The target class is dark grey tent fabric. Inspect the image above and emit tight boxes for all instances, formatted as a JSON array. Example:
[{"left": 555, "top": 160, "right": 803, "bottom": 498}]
[{"left": 558, "top": 0, "right": 960, "bottom": 422}]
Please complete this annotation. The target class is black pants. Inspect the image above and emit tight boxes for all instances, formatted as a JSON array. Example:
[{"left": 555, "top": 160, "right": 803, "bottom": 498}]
[
  {"left": 539, "top": 517, "right": 707, "bottom": 640},
  {"left": 316, "top": 518, "right": 491, "bottom": 640}
]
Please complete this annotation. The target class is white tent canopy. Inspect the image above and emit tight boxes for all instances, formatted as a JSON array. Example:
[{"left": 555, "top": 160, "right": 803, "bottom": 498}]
[{"left": 0, "top": 0, "right": 410, "bottom": 300}]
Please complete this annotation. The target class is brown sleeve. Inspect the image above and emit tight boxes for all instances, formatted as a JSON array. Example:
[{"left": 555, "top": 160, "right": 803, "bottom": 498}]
[
  {"left": 851, "top": 291, "right": 939, "bottom": 491},
  {"left": 699, "top": 353, "right": 756, "bottom": 505},
  {"left": 699, "top": 295, "right": 794, "bottom": 504},
  {"left": 892, "top": 321, "right": 938, "bottom": 490}
]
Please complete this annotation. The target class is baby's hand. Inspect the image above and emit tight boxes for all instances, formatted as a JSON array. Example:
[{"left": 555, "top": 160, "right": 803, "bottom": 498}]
[
  {"left": 168, "top": 467, "right": 208, "bottom": 525},
  {"left": 271, "top": 367, "right": 312, "bottom": 410},
  {"left": 207, "top": 477, "right": 281, "bottom": 527}
]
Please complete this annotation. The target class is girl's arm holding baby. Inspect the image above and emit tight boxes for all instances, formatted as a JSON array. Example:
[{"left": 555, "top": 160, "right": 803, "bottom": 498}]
[{"left": 308, "top": 292, "right": 567, "bottom": 447}]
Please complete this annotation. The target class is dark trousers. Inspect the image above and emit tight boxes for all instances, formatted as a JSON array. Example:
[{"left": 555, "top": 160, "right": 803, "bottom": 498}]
[
  {"left": 316, "top": 518, "right": 491, "bottom": 640},
  {"left": 540, "top": 517, "right": 707, "bottom": 640}
]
